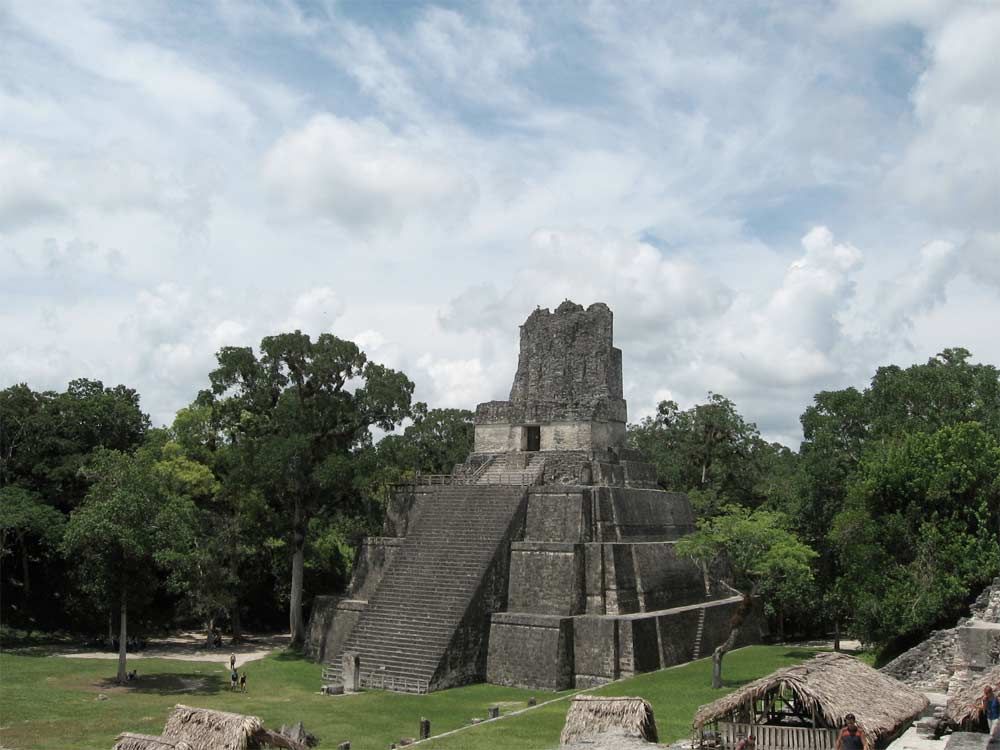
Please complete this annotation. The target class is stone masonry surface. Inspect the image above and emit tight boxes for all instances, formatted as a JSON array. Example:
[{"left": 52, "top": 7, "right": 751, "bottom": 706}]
[{"left": 882, "top": 577, "right": 1000, "bottom": 699}]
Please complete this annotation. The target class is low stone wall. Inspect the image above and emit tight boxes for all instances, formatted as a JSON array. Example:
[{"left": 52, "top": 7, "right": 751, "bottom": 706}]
[{"left": 486, "top": 595, "right": 758, "bottom": 691}]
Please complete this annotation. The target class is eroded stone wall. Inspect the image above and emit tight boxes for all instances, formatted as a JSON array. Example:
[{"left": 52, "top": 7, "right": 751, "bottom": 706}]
[
  {"left": 509, "top": 301, "right": 623, "bottom": 411},
  {"left": 882, "top": 577, "right": 1000, "bottom": 692}
]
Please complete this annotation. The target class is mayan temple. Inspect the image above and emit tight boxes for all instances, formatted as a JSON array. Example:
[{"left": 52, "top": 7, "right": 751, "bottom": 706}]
[{"left": 308, "top": 301, "right": 760, "bottom": 693}]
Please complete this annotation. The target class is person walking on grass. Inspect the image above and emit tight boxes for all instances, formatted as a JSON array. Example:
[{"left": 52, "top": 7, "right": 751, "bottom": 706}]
[
  {"left": 230, "top": 666, "right": 239, "bottom": 691},
  {"left": 230, "top": 652, "right": 236, "bottom": 671},
  {"left": 240, "top": 672, "right": 247, "bottom": 693},
  {"left": 978, "top": 685, "right": 1000, "bottom": 736},
  {"left": 836, "top": 714, "right": 866, "bottom": 750}
]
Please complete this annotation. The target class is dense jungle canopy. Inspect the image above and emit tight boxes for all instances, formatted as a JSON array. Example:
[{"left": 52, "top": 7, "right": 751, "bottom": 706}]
[{"left": 2, "top": 336, "right": 999, "bottom": 660}]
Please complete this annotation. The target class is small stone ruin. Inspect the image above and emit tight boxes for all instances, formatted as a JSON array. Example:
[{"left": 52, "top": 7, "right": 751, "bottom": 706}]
[
  {"left": 882, "top": 577, "right": 1000, "bottom": 726},
  {"left": 307, "top": 301, "right": 762, "bottom": 693}
]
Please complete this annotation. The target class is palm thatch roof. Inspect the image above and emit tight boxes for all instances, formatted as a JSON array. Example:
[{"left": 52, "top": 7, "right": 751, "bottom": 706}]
[
  {"left": 560, "top": 696, "right": 659, "bottom": 746},
  {"left": 946, "top": 666, "right": 1000, "bottom": 725},
  {"left": 162, "top": 705, "right": 307, "bottom": 750},
  {"left": 692, "top": 653, "right": 927, "bottom": 748},
  {"left": 112, "top": 733, "right": 193, "bottom": 750}
]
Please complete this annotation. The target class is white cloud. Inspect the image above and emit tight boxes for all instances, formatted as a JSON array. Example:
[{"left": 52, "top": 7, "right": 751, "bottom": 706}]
[
  {"left": 278, "top": 286, "right": 344, "bottom": 335},
  {"left": 261, "top": 114, "right": 477, "bottom": 232},
  {"left": 416, "top": 354, "right": 497, "bottom": 409},
  {"left": 888, "top": 5, "right": 1000, "bottom": 231},
  {"left": 441, "top": 229, "right": 732, "bottom": 343},
  {"left": 0, "top": 145, "right": 66, "bottom": 231},
  {"left": 4, "top": 1, "right": 1000, "bottom": 447},
  {"left": 408, "top": 3, "right": 535, "bottom": 109},
  {"left": 5, "top": 1, "right": 254, "bottom": 134}
]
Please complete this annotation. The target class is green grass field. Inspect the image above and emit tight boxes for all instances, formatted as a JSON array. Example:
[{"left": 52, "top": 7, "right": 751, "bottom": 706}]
[{"left": 0, "top": 646, "right": 820, "bottom": 750}]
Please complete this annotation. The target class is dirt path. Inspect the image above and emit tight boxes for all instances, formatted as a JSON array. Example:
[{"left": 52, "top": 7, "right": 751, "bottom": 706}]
[{"left": 52, "top": 631, "right": 290, "bottom": 667}]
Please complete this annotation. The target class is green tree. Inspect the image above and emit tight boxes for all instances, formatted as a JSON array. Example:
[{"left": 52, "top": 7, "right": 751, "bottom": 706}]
[
  {"left": 796, "top": 349, "right": 1000, "bottom": 646},
  {"left": 198, "top": 331, "right": 413, "bottom": 645},
  {"left": 677, "top": 505, "right": 816, "bottom": 687},
  {"left": 146, "top": 434, "right": 229, "bottom": 645},
  {"left": 62, "top": 447, "right": 194, "bottom": 681},
  {"left": 629, "top": 393, "right": 791, "bottom": 514},
  {"left": 168, "top": 404, "right": 274, "bottom": 641},
  {"left": 1, "top": 380, "right": 149, "bottom": 629},
  {"left": 832, "top": 422, "right": 1000, "bottom": 650},
  {"left": 0, "top": 486, "right": 64, "bottom": 599}
]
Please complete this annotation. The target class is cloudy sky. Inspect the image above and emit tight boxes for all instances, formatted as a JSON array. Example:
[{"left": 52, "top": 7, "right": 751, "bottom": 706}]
[{"left": 2, "top": 1, "right": 998, "bottom": 447}]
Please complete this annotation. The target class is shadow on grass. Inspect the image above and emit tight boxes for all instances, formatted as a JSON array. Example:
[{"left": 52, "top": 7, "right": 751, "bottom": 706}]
[
  {"left": 781, "top": 649, "right": 820, "bottom": 660},
  {"left": 272, "top": 648, "right": 309, "bottom": 663},
  {"left": 95, "top": 673, "right": 227, "bottom": 696}
]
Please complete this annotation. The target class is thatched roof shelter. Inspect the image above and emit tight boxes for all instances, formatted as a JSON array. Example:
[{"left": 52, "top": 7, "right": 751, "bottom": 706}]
[
  {"left": 112, "top": 733, "right": 193, "bottom": 750},
  {"left": 560, "top": 696, "right": 659, "bottom": 746},
  {"left": 692, "top": 653, "right": 927, "bottom": 749},
  {"left": 946, "top": 666, "right": 1000, "bottom": 726},
  {"left": 162, "top": 705, "right": 307, "bottom": 750}
]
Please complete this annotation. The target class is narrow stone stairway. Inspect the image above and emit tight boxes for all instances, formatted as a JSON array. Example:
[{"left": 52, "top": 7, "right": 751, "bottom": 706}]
[
  {"left": 322, "top": 484, "right": 527, "bottom": 692},
  {"left": 692, "top": 606, "right": 707, "bottom": 660}
]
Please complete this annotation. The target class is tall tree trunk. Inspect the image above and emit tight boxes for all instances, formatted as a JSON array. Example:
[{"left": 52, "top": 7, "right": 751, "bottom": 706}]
[
  {"left": 108, "top": 609, "right": 114, "bottom": 645},
  {"left": 834, "top": 618, "right": 841, "bottom": 652},
  {"left": 205, "top": 616, "right": 215, "bottom": 648},
  {"left": 117, "top": 593, "right": 128, "bottom": 683},
  {"left": 231, "top": 602, "right": 242, "bottom": 644},
  {"left": 289, "top": 498, "right": 306, "bottom": 646},
  {"left": 19, "top": 532, "right": 30, "bottom": 595},
  {"left": 711, "top": 592, "right": 754, "bottom": 689}
]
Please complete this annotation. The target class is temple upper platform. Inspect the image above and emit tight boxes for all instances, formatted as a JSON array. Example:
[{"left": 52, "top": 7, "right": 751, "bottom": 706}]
[{"left": 474, "top": 301, "right": 628, "bottom": 453}]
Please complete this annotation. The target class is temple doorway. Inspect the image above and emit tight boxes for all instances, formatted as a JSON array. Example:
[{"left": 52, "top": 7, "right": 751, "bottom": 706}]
[{"left": 525, "top": 425, "right": 541, "bottom": 452}]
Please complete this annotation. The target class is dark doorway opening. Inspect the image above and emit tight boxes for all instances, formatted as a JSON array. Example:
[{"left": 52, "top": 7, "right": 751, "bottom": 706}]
[{"left": 525, "top": 426, "right": 541, "bottom": 452}]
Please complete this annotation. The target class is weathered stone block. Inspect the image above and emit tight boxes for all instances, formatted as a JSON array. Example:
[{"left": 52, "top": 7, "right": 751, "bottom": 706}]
[
  {"left": 525, "top": 490, "right": 590, "bottom": 542},
  {"left": 508, "top": 542, "right": 585, "bottom": 615},
  {"left": 487, "top": 613, "right": 574, "bottom": 690},
  {"left": 574, "top": 616, "right": 619, "bottom": 684}
]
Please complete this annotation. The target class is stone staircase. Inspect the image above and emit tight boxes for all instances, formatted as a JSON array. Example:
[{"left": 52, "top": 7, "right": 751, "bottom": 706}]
[
  {"left": 322, "top": 485, "right": 527, "bottom": 692},
  {"left": 692, "top": 606, "right": 707, "bottom": 660},
  {"left": 475, "top": 453, "right": 545, "bottom": 485}
]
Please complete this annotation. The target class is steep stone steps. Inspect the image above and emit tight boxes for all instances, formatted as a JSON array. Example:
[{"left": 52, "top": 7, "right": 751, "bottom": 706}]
[{"left": 325, "top": 484, "right": 527, "bottom": 692}]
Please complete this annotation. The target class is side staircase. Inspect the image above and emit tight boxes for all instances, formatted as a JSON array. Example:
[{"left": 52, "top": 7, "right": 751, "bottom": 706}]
[{"left": 322, "top": 485, "right": 527, "bottom": 693}]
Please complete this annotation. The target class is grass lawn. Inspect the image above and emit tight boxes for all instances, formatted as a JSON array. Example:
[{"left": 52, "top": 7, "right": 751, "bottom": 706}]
[
  {"left": 0, "top": 645, "right": 820, "bottom": 750},
  {"left": 423, "top": 646, "right": 822, "bottom": 750}
]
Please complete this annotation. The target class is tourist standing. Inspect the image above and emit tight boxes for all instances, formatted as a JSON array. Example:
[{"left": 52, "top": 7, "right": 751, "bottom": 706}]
[
  {"left": 836, "top": 714, "right": 866, "bottom": 750},
  {"left": 230, "top": 652, "right": 236, "bottom": 671},
  {"left": 978, "top": 686, "right": 1000, "bottom": 736}
]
